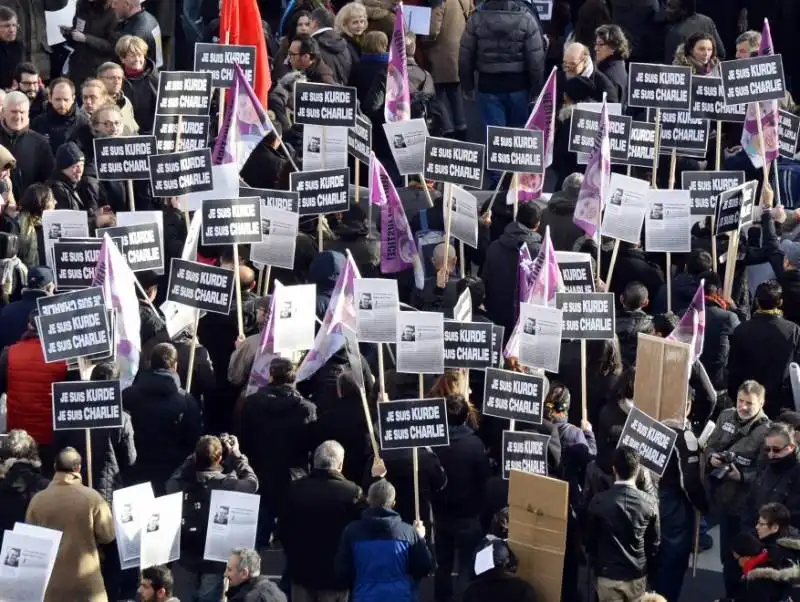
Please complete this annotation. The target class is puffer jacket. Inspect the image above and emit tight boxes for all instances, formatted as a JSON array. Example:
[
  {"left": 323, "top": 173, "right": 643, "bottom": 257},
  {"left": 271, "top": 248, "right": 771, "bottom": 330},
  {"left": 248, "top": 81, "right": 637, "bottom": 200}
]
[
  {"left": 31, "top": 101, "right": 90, "bottom": 155},
  {"left": 458, "top": 0, "right": 544, "bottom": 96},
  {"left": 363, "top": 0, "right": 395, "bottom": 38},
  {"left": 615, "top": 308, "right": 654, "bottom": 367}
]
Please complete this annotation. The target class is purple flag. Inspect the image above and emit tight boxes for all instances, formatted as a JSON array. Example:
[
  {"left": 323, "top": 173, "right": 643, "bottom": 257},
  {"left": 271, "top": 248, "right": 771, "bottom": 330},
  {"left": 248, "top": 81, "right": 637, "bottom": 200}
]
[
  {"left": 384, "top": 2, "right": 411, "bottom": 122},
  {"left": 573, "top": 98, "right": 610, "bottom": 239},
  {"left": 667, "top": 281, "right": 706, "bottom": 363},
  {"left": 517, "top": 243, "right": 534, "bottom": 309},
  {"left": 509, "top": 67, "right": 557, "bottom": 204},
  {"left": 741, "top": 19, "right": 779, "bottom": 168},
  {"left": 212, "top": 63, "right": 273, "bottom": 169},
  {"left": 246, "top": 290, "right": 278, "bottom": 395}
]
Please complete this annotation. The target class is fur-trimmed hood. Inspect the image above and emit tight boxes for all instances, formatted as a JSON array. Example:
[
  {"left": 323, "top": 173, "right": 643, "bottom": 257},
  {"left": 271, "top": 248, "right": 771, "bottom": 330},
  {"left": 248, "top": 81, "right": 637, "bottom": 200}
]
[
  {"left": 0, "top": 456, "right": 42, "bottom": 479},
  {"left": 747, "top": 537, "right": 800, "bottom": 583},
  {"left": 673, "top": 43, "right": 719, "bottom": 75}
]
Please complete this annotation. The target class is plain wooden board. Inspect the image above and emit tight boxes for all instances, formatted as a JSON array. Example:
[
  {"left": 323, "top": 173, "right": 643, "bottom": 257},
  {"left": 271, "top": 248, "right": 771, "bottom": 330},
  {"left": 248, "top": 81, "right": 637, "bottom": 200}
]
[
  {"left": 507, "top": 470, "right": 568, "bottom": 602},
  {"left": 633, "top": 333, "right": 691, "bottom": 422}
]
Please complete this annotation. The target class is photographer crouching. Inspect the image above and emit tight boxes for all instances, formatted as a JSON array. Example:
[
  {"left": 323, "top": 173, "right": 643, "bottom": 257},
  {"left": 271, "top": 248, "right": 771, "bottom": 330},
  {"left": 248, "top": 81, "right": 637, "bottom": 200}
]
[{"left": 706, "top": 380, "right": 771, "bottom": 599}]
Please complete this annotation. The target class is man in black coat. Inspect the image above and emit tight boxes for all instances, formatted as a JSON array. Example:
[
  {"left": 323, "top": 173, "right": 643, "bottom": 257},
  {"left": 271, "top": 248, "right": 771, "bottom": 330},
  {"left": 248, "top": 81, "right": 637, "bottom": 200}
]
[
  {"left": 561, "top": 43, "right": 619, "bottom": 103},
  {"left": 652, "top": 248, "right": 711, "bottom": 314},
  {"left": 0, "top": 91, "right": 54, "bottom": 196},
  {"left": 615, "top": 281, "right": 654, "bottom": 367},
  {"left": 110, "top": 0, "right": 162, "bottom": 68},
  {"left": 699, "top": 273, "right": 740, "bottom": 390},
  {"left": 538, "top": 173, "right": 585, "bottom": 251},
  {"left": 31, "top": 78, "right": 88, "bottom": 155},
  {"left": 309, "top": 8, "right": 352, "bottom": 85},
  {"left": 776, "top": 240, "right": 800, "bottom": 327},
  {"left": 745, "top": 423, "right": 800, "bottom": 529},
  {"left": 279, "top": 441, "right": 365, "bottom": 601},
  {"left": 224, "top": 549, "right": 286, "bottom": 602},
  {"left": 606, "top": 241, "right": 665, "bottom": 308},
  {"left": 46, "top": 142, "right": 94, "bottom": 213},
  {"left": 728, "top": 280, "right": 800, "bottom": 418}
]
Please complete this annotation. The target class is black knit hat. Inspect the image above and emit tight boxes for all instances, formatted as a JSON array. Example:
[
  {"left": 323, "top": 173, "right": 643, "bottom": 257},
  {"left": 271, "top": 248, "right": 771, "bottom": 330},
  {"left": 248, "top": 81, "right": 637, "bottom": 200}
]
[
  {"left": 55, "top": 142, "right": 84, "bottom": 170},
  {"left": 564, "top": 76, "right": 598, "bottom": 104}
]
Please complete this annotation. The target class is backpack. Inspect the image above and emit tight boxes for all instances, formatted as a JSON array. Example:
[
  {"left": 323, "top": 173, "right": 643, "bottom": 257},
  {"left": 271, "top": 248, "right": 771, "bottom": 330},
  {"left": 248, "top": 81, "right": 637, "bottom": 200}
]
[
  {"left": 410, "top": 72, "right": 445, "bottom": 137},
  {"left": 180, "top": 478, "right": 212, "bottom": 554}
]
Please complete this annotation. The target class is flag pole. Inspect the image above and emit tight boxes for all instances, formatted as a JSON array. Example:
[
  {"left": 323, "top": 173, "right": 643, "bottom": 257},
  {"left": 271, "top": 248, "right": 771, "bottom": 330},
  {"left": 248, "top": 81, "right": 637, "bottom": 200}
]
[
  {"left": 666, "top": 147, "right": 678, "bottom": 313},
  {"left": 219, "top": 32, "right": 230, "bottom": 135},
  {"left": 185, "top": 308, "right": 201, "bottom": 392},
  {"left": 754, "top": 102, "right": 771, "bottom": 189},
  {"left": 232, "top": 243, "right": 245, "bottom": 338}
]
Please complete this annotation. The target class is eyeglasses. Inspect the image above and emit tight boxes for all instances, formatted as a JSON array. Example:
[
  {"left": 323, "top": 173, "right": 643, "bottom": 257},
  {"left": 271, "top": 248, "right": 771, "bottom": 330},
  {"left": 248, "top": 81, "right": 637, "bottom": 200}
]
[
  {"left": 764, "top": 444, "right": 789, "bottom": 454},
  {"left": 562, "top": 62, "right": 580, "bottom": 71}
]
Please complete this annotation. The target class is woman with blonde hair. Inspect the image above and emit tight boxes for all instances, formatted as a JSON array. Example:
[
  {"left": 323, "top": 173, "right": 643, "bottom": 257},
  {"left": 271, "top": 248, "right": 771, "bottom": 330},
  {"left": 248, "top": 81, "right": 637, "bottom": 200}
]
[
  {"left": 429, "top": 370, "right": 479, "bottom": 429},
  {"left": 335, "top": 2, "right": 368, "bottom": 65}
]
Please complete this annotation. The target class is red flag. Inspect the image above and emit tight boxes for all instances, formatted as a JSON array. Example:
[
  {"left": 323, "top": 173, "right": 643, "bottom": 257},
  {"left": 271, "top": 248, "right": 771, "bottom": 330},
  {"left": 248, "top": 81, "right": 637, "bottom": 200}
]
[{"left": 220, "top": 0, "right": 271, "bottom": 108}]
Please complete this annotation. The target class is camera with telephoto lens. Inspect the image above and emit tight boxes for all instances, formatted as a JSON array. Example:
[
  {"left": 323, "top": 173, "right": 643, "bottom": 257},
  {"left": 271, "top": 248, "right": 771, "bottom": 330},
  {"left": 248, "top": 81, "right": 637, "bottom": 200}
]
[
  {"left": 220, "top": 433, "right": 236, "bottom": 456},
  {"left": 710, "top": 450, "right": 737, "bottom": 479}
]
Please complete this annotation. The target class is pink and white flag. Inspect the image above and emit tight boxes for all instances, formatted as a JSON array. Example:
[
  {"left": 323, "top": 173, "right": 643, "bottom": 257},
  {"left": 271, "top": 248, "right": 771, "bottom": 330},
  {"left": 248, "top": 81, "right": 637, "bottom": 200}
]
[
  {"left": 573, "top": 97, "right": 610, "bottom": 239},
  {"left": 741, "top": 19, "right": 779, "bottom": 169},
  {"left": 384, "top": 2, "right": 411, "bottom": 123}
]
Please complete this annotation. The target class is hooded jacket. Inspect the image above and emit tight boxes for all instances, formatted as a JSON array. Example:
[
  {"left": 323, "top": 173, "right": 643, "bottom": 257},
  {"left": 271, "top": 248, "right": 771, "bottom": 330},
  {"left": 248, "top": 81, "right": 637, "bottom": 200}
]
[
  {"left": 308, "top": 250, "right": 346, "bottom": 318},
  {"left": 538, "top": 189, "right": 585, "bottom": 251},
  {"left": 482, "top": 221, "right": 542, "bottom": 333},
  {"left": 313, "top": 28, "right": 353, "bottom": 85},
  {"left": 606, "top": 244, "right": 665, "bottom": 305},
  {"left": 31, "top": 101, "right": 90, "bottom": 155},
  {"left": 652, "top": 271, "right": 702, "bottom": 314}
]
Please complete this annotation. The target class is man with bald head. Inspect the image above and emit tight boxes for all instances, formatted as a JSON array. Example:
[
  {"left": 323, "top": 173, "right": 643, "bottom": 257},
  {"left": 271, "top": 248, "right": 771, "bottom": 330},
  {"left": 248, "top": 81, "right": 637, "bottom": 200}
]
[
  {"left": 26, "top": 447, "right": 115, "bottom": 602},
  {"left": 561, "top": 43, "right": 619, "bottom": 103}
]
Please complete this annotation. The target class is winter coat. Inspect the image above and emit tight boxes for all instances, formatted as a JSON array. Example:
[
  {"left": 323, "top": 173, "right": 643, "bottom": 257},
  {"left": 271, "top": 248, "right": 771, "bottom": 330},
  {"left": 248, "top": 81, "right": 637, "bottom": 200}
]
[
  {"left": 482, "top": 222, "right": 542, "bottom": 333},
  {"left": 325, "top": 222, "right": 380, "bottom": 279},
  {"left": 0, "top": 458, "right": 49, "bottom": 547},
  {"left": 728, "top": 313, "right": 800, "bottom": 418},
  {"left": 279, "top": 469, "right": 365, "bottom": 590},
  {"left": 31, "top": 102, "right": 90, "bottom": 156},
  {"left": 313, "top": 28, "right": 353, "bottom": 85},
  {"left": 66, "top": 1, "right": 118, "bottom": 87},
  {"left": 308, "top": 250, "right": 347, "bottom": 318},
  {"left": 425, "top": 0, "right": 472, "bottom": 84},
  {"left": 0, "top": 0, "right": 68, "bottom": 79},
  {"left": 239, "top": 383, "right": 318, "bottom": 513},
  {"left": 615, "top": 307, "right": 654, "bottom": 367},
  {"left": 408, "top": 58, "right": 435, "bottom": 95},
  {"left": 110, "top": 8, "right": 162, "bottom": 69},
  {"left": 0, "top": 40, "right": 23, "bottom": 89},
  {"left": 672, "top": 42, "right": 720, "bottom": 75},
  {"left": 609, "top": 0, "right": 659, "bottom": 62},
  {"left": 607, "top": 245, "right": 665, "bottom": 306},
  {"left": 122, "top": 369, "right": 202, "bottom": 494},
  {"left": 432, "top": 424, "right": 492, "bottom": 519},
  {"left": 47, "top": 169, "right": 97, "bottom": 214},
  {"left": 652, "top": 271, "right": 701, "bottom": 314},
  {"left": 363, "top": 0, "right": 395, "bottom": 38},
  {"left": 538, "top": 190, "right": 584, "bottom": 251},
  {"left": 780, "top": 270, "right": 800, "bottom": 328},
  {"left": 664, "top": 12, "right": 725, "bottom": 65},
  {"left": 745, "top": 451, "right": 800, "bottom": 529},
  {"left": 350, "top": 53, "right": 389, "bottom": 120},
  {"left": 552, "top": 415, "right": 597, "bottom": 486},
  {"left": 26, "top": 472, "right": 115, "bottom": 602},
  {"left": 458, "top": 0, "right": 546, "bottom": 96},
  {"left": 122, "top": 57, "right": 159, "bottom": 135},
  {"left": 305, "top": 57, "right": 337, "bottom": 85},
  {"left": 226, "top": 576, "right": 287, "bottom": 602},
  {"left": 597, "top": 57, "right": 628, "bottom": 105},
  {"left": 54, "top": 411, "right": 136, "bottom": 504},
  {"left": 0, "top": 126, "right": 54, "bottom": 197},
  {"left": 701, "top": 298, "right": 740, "bottom": 389},
  {"left": 241, "top": 142, "right": 288, "bottom": 191},
  {"left": 336, "top": 507, "right": 434, "bottom": 601},
  {"left": 0, "top": 288, "right": 48, "bottom": 350}
]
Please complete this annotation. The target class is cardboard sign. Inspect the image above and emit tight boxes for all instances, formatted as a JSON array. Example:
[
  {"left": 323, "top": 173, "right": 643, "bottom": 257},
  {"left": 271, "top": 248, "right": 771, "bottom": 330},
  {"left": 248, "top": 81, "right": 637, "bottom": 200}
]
[
  {"left": 149, "top": 148, "right": 214, "bottom": 197},
  {"left": 166, "top": 258, "right": 235, "bottom": 315},
  {"left": 555, "top": 252, "right": 594, "bottom": 292},
  {"left": 681, "top": 170, "right": 746, "bottom": 218},
  {"left": 618, "top": 406, "right": 678, "bottom": 477},
  {"left": 37, "top": 287, "right": 111, "bottom": 363},
  {"left": 93, "top": 136, "right": 156, "bottom": 181},
  {"left": 502, "top": 431, "right": 550, "bottom": 479},
  {"left": 714, "top": 180, "right": 758, "bottom": 235},
  {"left": 347, "top": 114, "right": 372, "bottom": 164},
  {"left": 443, "top": 321, "right": 494, "bottom": 370},
  {"left": 200, "top": 197, "right": 262, "bottom": 245},
  {"left": 294, "top": 82, "right": 357, "bottom": 127},
  {"left": 690, "top": 75, "right": 747, "bottom": 123},
  {"left": 53, "top": 240, "right": 104, "bottom": 290},
  {"left": 290, "top": 167, "right": 350, "bottom": 216},
  {"left": 155, "top": 71, "right": 212, "bottom": 115},
  {"left": 628, "top": 63, "right": 692, "bottom": 110},
  {"left": 621, "top": 120, "right": 656, "bottom": 167},
  {"left": 486, "top": 126, "right": 544, "bottom": 174},
  {"left": 778, "top": 110, "right": 800, "bottom": 159},
  {"left": 424, "top": 137, "right": 485, "bottom": 188},
  {"left": 153, "top": 115, "right": 209, "bottom": 153},
  {"left": 555, "top": 292, "right": 615, "bottom": 340},
  {"left": 647, "top": 108, "right": 709, "bottom": 155},
  {"left": 720, "top": 55, "right": 786, "bottom": 105},
  {"left": 52, "top": 380, "right": 123, "bottom": 431},
  {"left": 240, "top": 187, "right": 299, "bottom": 213},
  {"left": 193, "top": 43, "right": 256, "bottom": 88},
  {"left": 633, "top": 333, "right": 690, "bottom": 422},
  {"left": 377, "top": 398, "right": 450, "bottom": 450},
  {"left": 568, "top": 109, "right": 631, "bottom": 162},
  {"left": 96, "top": 223, "right": 163, "bottom": 272},
  {"left": 483, "top": 367, "right": 544, "bottom": 425}
]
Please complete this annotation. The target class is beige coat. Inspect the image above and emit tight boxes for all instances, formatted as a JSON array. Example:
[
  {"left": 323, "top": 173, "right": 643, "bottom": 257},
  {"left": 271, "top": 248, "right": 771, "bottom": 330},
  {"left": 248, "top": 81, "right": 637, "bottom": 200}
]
[
  {"left": 25, "top": 472, "right": 115, "bottom": 602},
  {"left": 424, "top": 0, "right": 473, "bottom": 84}
]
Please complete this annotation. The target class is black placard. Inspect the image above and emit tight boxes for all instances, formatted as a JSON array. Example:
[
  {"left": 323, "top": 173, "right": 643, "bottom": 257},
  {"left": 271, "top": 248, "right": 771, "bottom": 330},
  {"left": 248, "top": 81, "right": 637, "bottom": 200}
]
[
  {"left": 502, "top": 431, "right": 550, "bottom": 479},
  {"left": 166, "top": 258, "right": 235, "bottom": 315},
  {"left": 53, "top": 240, "right": 103, "bottom": 290},
  {"left": 294, "top": 82, "right": 358, "bottom": 127},
  {"left": 240, "top": 187, "right": 299, "bottom": 213},
  {"left": 720, "top": 55, "right": 786, "bottom": 105},
  {"left": 155, "top": 71, "right": 212, "bottom": 115},
  {"left": 193, "top": 43, "right": 256, "bottom": 88},
  {"left": 491, "top": 325, "right": 505, "bottom": 368},
  {"left": 647, "top": 108, "right": 709, "bottom": 154},
  {"left": 486, "top": 126, "right": 544, "bottom": 174},
  {"left": 201, "top": 197, "right": 263, "bottom": 245},
  {"left": 621, "top": 120, "right": 656, "bottom": 167},
  {"left": 483, "top": 367, "right": 544, "bottom": 425},
  {"left": 618, "top": 407, "right": 678, "bottom": 477},
  {"left": 93, "top": 136, "right": 156, "bottom": 181},
  {"left": 558, "top": 259, "right": 594, "bottom": 292},
  {"left": 290, "top": 167, "right": 350, "bottom": 216},
  {"left": 149, "top": 148, "right": 213, "bottom": 197},
  {"left": 628, "top": 63, "right": 692, "bottom": 110},
  {"left": 37, "top": 287, "right": 110, "bottom": 363},
  {"left": 690, "top": 76, "right": 747, "bottom": 123},
  {"left": 778, "top": 110, "right": 800, "bottom": 160},
  {"left": 153, "top": 115, "right": 210, "bottom": 153},
  {"left": 52, "top": 380, "right": 123, "bottom": 431},
  {"left": 347, "top": 114, "right": 372, "bottom": 164},
  {"left": 567, "top": 110, "right": 631, "bottom": 162},
  {"left": 556, "top": 292, "right": 615, "bottom": 340},
  {"left": 377, "top": 398, "right": 450, "bottom": 450},
  {"left": 424, "top": 137, "right": 485, "bottom": 188},
  {"left": 443, "top": 321, "right": 494, "bottom": 370},
  {"left": 681, "top": 171, "right": 746, "bottom": 217},
  {"left": 714, "top": 180, "right": 758, "bottom": 235},
  {"left": 97, "top": 223, "right": 163, "bottom": 272}
]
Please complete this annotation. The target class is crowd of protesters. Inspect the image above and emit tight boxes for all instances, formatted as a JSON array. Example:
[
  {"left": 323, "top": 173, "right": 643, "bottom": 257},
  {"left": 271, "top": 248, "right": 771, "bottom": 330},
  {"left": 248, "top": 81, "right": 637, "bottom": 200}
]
[{"left": 0, "top": 1, "right": 799, "bottom": 602}]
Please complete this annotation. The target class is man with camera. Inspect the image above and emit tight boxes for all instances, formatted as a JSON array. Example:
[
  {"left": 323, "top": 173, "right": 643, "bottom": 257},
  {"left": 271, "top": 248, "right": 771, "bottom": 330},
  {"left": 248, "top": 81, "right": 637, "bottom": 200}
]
[{"left": 706, "top": 380, "right": 771, "bottom": 598}]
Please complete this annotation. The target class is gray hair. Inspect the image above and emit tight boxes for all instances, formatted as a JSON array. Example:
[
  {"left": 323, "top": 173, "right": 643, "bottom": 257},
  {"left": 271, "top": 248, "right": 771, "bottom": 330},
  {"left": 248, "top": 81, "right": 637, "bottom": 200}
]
[
  {"left": 3, "top": 430, "right": 39, "bottom": 463},
  {"left": 564, "top": 42, "right": 590, "bottom": 61},
  {"left": 433, "top": 242, "right": 456, "bottom": 268},
  {"left": 765, "top": 423, "right": 795, "bottom": 446},
  {"left": 735, "top": 30, "right": 761, "bottom": 52},
  {"left": 97, "top": 61, "right": 123, "bottom": 76},
  {"left": 367, "top": 479, "right": 396, "bottom": 509},
  {"left": 4, "top": 91, "right": 29, "bottom": 108},
  {"left": 594, "top": 24, "right": 630, "bottom": 59},
  {"left": 231, "top": 548, "right": 261, "bottom": 577},
  {"left": 405, "top": 31, "right": 417, "bottom": 56},
  {"left": 313, "top": 440, "right": 345, "bottom": 470},
  {"left": 562, "top": 172, "right": 584, "bottom": 196}
]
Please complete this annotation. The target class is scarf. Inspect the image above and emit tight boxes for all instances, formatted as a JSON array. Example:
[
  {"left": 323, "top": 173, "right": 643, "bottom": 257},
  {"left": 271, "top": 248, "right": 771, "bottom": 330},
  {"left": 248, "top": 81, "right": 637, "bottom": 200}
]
[
  {"left": 123, "top": 66, "right": 144, "bottom": 78},
  {"left": 705, "top": 294, "right": 727, "bottom": 310},
  {"left": 0, "top": 256, "right": 25, "bottom": 301},
  {"left": 755, "top": 308, "right": 783, "bottom": 317}
]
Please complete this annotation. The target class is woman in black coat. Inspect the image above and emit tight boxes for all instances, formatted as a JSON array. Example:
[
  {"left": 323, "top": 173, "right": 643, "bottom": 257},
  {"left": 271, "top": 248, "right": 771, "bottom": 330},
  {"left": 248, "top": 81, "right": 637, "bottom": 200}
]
[{"left": 594, "top": 24, "right": 630, "bottom": 106}]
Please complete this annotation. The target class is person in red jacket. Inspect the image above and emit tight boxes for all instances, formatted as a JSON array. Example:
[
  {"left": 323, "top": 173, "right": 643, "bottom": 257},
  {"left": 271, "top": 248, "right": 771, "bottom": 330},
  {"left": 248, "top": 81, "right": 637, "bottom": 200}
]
[{"left": 0, "top": 308, "right": 69, "bottom": 473}]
